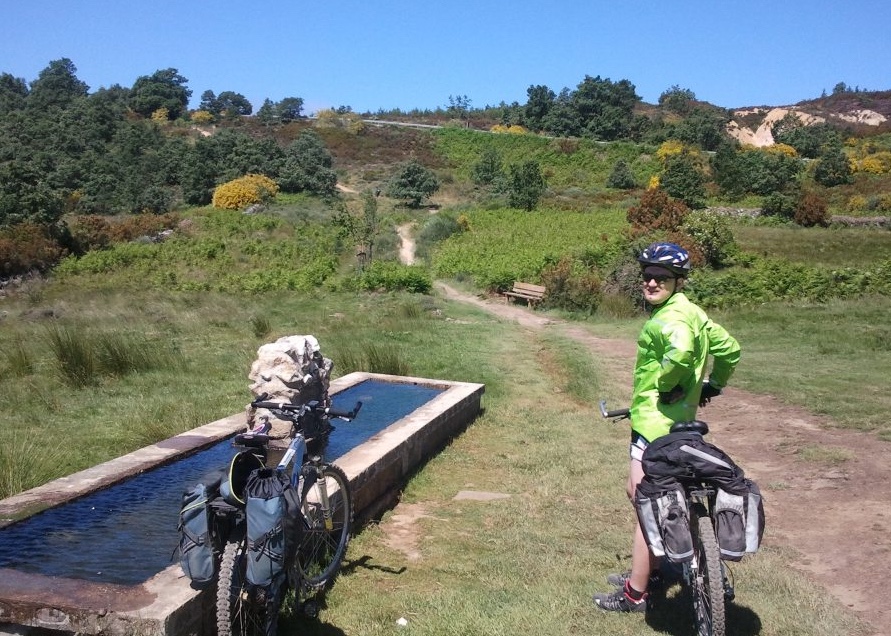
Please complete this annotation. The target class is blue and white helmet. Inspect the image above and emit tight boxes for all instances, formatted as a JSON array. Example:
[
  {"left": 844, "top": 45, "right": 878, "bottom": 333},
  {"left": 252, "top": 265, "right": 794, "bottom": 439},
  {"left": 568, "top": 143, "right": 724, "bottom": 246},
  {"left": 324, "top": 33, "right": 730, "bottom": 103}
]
[{"left": 637, "top": 242, "right": 691, "bottom": 276}]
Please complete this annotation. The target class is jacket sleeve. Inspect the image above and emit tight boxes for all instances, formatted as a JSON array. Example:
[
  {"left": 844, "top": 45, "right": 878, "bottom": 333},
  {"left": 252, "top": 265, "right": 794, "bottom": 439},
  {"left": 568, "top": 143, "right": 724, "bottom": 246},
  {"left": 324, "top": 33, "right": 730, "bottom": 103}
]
[
  {"left": 655, "top": 321, "right": 697, "bottom": 392},
  {"left": 705, "top": 320, "right": 740, "bottom": 388}
]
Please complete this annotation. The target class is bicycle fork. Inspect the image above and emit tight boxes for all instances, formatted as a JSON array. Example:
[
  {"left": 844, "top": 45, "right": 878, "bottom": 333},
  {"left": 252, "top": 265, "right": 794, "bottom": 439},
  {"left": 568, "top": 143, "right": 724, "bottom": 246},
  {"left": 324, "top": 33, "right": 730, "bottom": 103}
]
[{"left": 301, "top": 461, "right": 334, "bottom": 530}]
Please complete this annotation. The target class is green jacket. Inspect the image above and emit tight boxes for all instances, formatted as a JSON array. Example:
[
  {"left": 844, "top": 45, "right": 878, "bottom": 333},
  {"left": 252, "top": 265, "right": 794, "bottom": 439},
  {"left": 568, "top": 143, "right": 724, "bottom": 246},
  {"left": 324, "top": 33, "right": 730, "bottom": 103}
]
[{"left": 630, "top": 292, "right": 740, "bottom": 443}]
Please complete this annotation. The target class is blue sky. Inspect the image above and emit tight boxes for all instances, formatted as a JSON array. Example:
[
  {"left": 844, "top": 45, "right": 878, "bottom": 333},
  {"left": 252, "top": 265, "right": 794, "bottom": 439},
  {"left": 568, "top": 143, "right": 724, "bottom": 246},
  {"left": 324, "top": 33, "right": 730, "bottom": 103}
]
[{"left": 2, "top": 0, "right": 889, "bottom": 115}]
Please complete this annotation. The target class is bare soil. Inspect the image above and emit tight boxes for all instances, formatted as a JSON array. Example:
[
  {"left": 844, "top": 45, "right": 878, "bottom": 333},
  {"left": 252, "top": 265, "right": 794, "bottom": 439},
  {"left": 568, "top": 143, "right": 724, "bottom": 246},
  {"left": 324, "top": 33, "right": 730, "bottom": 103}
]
[{"left": 380, "top": 282, "right": 890, "bottom": 636}]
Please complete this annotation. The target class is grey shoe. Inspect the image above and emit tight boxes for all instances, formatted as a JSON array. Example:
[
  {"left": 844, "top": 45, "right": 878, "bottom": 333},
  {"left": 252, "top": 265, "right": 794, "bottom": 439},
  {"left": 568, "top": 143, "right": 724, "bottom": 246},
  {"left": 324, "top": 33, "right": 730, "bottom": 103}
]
[
  {"left": 606, "top": 570, "right": 663, "bottom": 590},
  {"left": 592, "top": 588, "right": 648, "bottom": 613}
]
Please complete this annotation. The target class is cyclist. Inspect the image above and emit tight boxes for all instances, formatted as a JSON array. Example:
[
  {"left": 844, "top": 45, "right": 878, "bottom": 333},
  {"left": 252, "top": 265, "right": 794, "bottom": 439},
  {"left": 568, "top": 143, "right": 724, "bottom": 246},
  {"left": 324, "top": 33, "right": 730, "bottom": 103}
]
[{"left": 593, "top": 241, "right": 741, "bottom": 613}]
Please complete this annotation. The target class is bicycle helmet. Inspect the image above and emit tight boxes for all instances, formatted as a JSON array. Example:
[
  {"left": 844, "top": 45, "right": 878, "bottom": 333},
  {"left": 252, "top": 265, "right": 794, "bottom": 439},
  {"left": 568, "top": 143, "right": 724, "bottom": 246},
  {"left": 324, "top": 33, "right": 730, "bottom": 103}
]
[{"left": 637, "top": 242, "right": 691, "bottom": 277}]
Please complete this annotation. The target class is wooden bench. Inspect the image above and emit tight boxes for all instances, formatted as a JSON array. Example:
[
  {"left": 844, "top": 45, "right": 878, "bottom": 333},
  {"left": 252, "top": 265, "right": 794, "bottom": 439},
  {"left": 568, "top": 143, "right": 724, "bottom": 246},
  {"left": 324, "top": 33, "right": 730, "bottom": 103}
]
[{"left": 503, "top": 281, "right": 547, "bottom": 307}]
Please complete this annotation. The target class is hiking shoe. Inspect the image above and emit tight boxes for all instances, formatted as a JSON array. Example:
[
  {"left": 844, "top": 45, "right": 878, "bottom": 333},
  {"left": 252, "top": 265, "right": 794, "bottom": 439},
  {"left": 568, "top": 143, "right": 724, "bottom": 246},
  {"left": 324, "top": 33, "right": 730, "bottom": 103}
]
[
  {"left": 592, "top": 588, "right": 648, "bottom": 613},
  {"left": 606, "top": 570, "right": 663, "bottom": 590}
]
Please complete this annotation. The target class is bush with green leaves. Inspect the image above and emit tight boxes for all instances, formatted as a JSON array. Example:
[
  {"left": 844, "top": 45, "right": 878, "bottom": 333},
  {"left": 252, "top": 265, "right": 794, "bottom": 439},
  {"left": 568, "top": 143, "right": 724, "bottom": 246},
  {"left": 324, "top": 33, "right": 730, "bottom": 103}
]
[
  {"left": 352, "top": 262, "right": 432, "bottom": 293},
  {"left": 606, "top": 159, "right": 637, "bottom": 189},
  {"left": 471, "top": 147, "right": 505, "bottom": 186},
  {"left": 278, "top": 131, "right": 337, "bottom": 195},
  {"left": 682, "top": 210, "right": 738, "bottom": 267},
  {"left": 539, "top": 256, "right": 602, "bottom": 313},
  {"left": 687, "top": 257, "right": 891, "bottom": 308},
  {"left": 761, "top": 192, "right": 797, "bottom": 220},
  {"left": 507, "top": 160, "right": 546, "bottom": 211},
  {"left": 387, "top": 160, "right": 440, "bottom": 208}
]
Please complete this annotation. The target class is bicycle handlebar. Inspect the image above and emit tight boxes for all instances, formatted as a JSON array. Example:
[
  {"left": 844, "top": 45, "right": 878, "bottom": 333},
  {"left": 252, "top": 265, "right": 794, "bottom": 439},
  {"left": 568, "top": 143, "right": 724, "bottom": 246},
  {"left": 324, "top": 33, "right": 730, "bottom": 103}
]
[
  {"left": 599, "top": 400, "right": 630, "bottom": 420},
  {"left": 250, "top": 393, "right": 363, "bottom": 421}
]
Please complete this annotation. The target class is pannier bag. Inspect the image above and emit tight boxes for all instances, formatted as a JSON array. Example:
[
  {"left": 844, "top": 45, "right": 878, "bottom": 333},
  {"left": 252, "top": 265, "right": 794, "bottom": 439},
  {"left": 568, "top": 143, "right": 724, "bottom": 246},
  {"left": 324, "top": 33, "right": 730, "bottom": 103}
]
[
  {"left": 714, "top": 479, "right": 765, "bottom": 561},
  {"left": 244, "top": 468, "right": 300, "bottom": 587},
  {"left": 634, "top": 477, "right": 694, "bottom": 563},
  {"left": 177, "top": 476, "right": 221, "bottom": 585}
]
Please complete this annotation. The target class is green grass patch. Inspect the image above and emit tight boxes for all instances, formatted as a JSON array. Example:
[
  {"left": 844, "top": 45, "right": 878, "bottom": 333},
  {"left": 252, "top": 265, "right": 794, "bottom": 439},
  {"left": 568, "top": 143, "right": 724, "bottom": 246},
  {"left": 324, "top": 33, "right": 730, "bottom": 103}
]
[
  {"left": 733, "top": 223, "right": 891, "bottom": 268},
  {"left": 431, "top": 207, "right": 627, "bottom": 289}
]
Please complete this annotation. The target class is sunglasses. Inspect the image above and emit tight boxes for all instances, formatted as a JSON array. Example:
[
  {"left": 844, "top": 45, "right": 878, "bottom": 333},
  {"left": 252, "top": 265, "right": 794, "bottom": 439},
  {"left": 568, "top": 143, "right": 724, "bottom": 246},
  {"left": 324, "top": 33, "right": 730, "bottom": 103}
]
[{"left": 641, "top": 273, "right": 675, "bottom": 284}]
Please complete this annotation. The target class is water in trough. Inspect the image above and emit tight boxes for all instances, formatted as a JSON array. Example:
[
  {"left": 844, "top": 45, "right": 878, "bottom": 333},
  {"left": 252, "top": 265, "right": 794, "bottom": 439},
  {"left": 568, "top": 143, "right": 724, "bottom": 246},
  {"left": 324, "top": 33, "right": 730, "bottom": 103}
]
[{"left": 0, "top": 380, "right": 443, "bottom": 585}]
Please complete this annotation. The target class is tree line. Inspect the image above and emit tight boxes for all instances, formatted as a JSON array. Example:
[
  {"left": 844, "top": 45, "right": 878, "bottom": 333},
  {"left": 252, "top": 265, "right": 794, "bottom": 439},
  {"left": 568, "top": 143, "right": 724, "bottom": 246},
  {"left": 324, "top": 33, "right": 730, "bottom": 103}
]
[{"left": 0, "top": 58, "right": 876, "bottom": 278}]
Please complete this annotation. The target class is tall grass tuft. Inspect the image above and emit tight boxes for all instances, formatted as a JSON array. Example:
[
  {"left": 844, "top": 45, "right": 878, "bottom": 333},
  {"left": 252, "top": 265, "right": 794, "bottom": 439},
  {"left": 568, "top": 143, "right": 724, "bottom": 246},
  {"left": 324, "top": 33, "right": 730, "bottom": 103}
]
[
  {"left": 45, "top": 323, "right": 97, "bottom": 387},
  {"left": 0, "top": 435, "right": 66, "bottom": 499},
  {"left": 2, "top": 341, "right": 34, "bottom": 377},
  {"left": 249, "top": 314, "right": 272, "bottom": 338},
  {"left": 332, "top": 341, "right": 410, "bottom": 376},
  {"left": 365, "top": 342, "right": 410, "bottom": 375},
  {"left": 96, "top": 331, "right": 185, "bottom": 376}
]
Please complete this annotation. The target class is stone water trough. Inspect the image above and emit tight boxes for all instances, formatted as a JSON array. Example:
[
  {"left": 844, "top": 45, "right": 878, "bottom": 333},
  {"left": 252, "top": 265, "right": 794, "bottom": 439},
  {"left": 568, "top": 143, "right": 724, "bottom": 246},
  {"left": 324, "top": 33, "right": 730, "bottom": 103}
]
[{"left": 0, "top": 372, "right": 484, "bottom": 636}]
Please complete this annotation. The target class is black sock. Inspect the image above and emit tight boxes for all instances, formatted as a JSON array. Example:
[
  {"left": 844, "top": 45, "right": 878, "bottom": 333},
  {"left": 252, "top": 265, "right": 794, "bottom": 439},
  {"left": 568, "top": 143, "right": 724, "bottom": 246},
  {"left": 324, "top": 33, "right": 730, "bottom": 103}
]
[{"left": 624, "top": 581, "right": 646, "bottom": 601}]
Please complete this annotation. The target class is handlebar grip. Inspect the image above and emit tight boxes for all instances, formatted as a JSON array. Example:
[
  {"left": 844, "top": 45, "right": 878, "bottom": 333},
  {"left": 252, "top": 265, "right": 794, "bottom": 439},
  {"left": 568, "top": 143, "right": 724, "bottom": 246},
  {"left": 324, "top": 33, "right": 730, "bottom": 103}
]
[
  {"left": 598, "top": 400, "right": 630, "bottom": 419},
  {"left": 328, "top": 401, "right": 363, "bottom": 420}
]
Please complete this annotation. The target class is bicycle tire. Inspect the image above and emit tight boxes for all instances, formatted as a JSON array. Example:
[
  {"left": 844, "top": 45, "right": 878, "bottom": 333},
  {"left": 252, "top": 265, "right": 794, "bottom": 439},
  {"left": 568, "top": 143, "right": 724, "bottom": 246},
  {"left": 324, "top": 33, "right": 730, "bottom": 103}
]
[
  {"left": 691, "top": 512, "right": 727, "bottom": 636},
  {"left": 217, "top": 538, "right": 285, "bottom": 636},
  {"left": 293, "top": 462, "right": 353, "bottom": 590}
]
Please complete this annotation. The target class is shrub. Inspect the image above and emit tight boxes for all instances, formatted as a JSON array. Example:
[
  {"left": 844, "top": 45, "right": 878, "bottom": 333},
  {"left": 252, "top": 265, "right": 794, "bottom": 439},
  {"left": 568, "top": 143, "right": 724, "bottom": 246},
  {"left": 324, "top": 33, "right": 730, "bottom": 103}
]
[
  {"left": 846, "top": 195, "right": 869, "bottom": 213},
  {"left": 212, "top": 174, "right": 279, "bottom": 210},
  {"left": 794, "top": 192, "right": 829, "bottom": 227},
  {"left": 354, "top": 262, "right": 432, "bottom": 293},
  {"left": 0, "top": 222, "right": 67, "bottom": 276},
  {"left": 761, "top": 192, "right": 797, "bottom": 220},
  {"left": 606, "top": 159, "right": 637, "bottom": 189},
  {"left": 387, "top": 160, "right": 440, "bottom": 208},
  {"left": 855, "top": 151, "right": 891, "bottom": 174},
  {"left": 191, "top": 110, "right": 215, "bottom": 124},
  {"left": 68, "top": 215, "right": 112, "bottom": 253},
  {"left": 539, "top": 256, "right": 602, "bottom": 313},
  {"left": 108, "top": 212, "right": 181, "bottom": 243},
  {"left": 627, "top": 188, "right": 689, "bottom": 236},
  {"left": 681, "top": 210, "right": 738, "bottom": 267},
  {"left": 507, "top": 160, "right": 547, "bottom": 211}
]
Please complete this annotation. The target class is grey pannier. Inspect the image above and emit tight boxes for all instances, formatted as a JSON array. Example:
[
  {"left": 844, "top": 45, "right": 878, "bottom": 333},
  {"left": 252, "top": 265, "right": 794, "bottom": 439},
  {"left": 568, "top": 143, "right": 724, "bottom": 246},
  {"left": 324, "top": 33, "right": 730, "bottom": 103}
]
[{"left": 634, "top": 476, "right": 694, "bottom": 563}]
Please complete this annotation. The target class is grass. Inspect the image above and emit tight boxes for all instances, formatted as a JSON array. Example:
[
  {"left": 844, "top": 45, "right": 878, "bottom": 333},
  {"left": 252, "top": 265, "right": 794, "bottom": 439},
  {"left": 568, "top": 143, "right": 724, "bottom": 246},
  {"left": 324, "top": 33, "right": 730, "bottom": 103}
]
[
  {"left": 715, "top": 297, "right": 891, "bottom": 440},
  {"left": 732, "top": 223, "right": 891, "bottom": 268}
]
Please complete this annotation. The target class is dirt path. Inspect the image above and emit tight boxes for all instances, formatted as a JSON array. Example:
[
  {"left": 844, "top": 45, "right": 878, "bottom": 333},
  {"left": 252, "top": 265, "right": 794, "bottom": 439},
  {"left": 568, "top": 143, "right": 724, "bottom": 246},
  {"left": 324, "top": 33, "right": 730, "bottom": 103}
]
[
  {"left": 396, "top": 223, "right": 416, "bottom": 265},
  {"left": 433, "top": 281, "right": 890, "bottom": 636}
]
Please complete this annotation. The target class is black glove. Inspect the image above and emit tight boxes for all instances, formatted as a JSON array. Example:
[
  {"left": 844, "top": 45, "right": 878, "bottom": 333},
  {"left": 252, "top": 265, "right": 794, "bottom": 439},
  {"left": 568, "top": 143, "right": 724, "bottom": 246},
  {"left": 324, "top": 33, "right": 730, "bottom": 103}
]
[
  {"left": 699, "top": 382, "right": 722, "bottom": 406},
  {"left": 658, "top": 384, "right": 685, "bottom": 405}
]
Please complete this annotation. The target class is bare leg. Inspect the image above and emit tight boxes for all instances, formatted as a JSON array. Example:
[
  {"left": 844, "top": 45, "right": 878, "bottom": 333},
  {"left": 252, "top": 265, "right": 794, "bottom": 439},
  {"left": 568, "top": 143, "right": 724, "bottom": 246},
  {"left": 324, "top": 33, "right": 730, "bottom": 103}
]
[{"left": 627, "top": 458, "right": 658, "bottom": 592}]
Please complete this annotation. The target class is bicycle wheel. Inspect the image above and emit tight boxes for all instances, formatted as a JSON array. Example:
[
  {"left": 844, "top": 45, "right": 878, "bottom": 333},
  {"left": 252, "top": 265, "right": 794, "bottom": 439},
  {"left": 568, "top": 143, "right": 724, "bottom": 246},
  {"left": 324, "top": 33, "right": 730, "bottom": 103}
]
[
  {"left": 293, "top": 463, "right": 353, "bottom": 590},
  {"left": 690, "top": 512, "right": 726, "bottom": 636},
  {"left": 217, "top": 538, "right": 286, "bottom": 636}
]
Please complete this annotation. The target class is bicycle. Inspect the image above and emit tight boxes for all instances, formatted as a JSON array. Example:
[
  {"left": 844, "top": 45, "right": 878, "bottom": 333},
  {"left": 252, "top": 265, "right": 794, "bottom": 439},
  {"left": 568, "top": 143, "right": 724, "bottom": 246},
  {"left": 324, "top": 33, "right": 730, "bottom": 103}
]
[
  {"left": 213, "top": 394, "right": 362, "bottom": 636},
  {"left": 599, "top": 400, "right": 731, "bottom": 636}
]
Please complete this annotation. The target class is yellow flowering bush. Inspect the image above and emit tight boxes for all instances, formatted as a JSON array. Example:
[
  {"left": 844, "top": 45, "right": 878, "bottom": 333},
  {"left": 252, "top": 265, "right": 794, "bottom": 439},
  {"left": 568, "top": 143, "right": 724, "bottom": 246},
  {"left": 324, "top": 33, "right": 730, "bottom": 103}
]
[
  {"left": 846, "top": 195, "right": 868, "bottom": 213},
  {"left": 656, "top": 140, "right": 687, "bottom": 161},
  {"left": 191, "top": 110, "right": 214, "bottom": 124},
  {"left": 212, "top": 174, "right": 279, "bottom": 210},
  {"left": 490, "top": 124, "right": 528, "bottom": 135},
  {"left": 856, "top": 152, "right": 891, "bottom": 174},
  {"left": 765, "top": 143, "right": 798, "bottom": 157},
  {"left": 151, "top": 107, "right": 169, "bottom": 123}
]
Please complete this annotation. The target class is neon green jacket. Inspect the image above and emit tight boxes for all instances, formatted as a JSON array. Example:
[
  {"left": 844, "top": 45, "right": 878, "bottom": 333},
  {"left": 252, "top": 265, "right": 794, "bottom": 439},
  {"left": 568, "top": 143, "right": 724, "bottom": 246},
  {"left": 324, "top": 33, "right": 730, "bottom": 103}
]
[{"left": 630, "top": 292, "right": 740, "bottom": 442}]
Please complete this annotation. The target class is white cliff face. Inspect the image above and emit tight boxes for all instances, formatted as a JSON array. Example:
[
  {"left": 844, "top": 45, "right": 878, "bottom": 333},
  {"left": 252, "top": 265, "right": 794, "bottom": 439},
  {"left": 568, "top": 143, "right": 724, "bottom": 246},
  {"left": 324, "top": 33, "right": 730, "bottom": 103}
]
[{"left": 725, "top": 107, "right": 886, "bottom": 147}]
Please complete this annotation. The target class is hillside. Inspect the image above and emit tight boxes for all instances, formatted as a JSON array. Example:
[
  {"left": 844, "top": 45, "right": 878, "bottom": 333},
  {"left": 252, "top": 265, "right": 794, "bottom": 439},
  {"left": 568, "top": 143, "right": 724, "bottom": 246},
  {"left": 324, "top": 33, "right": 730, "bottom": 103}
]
[{"left": 726, "top": 90, "right": 891, "bottom": 146}]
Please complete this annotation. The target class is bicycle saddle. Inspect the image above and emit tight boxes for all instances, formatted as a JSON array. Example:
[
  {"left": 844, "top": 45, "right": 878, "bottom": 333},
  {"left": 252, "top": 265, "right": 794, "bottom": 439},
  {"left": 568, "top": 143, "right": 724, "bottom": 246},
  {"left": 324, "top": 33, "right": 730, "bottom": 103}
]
[{"left": 670, "top": 420, "right": 710, "bottom": 435}]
